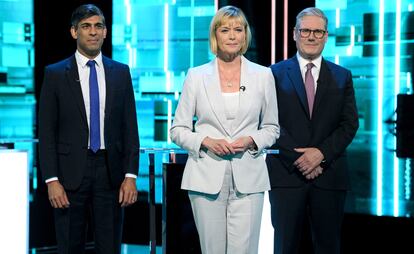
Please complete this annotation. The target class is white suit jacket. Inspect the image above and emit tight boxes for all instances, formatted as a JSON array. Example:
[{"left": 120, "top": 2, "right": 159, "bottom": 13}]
[{"left": 170, "top": 56, "right": 280, "bottom": 194}]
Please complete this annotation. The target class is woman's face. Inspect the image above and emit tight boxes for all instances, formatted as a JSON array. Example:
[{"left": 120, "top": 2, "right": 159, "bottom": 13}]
[{"left": 215, "top": 19, "right": 245, "bottom": 56}]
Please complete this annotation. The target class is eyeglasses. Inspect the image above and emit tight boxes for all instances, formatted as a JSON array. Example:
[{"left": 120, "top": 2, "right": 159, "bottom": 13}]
[{"left": 296, "top": 28, "right": 327, "bottom": 39}]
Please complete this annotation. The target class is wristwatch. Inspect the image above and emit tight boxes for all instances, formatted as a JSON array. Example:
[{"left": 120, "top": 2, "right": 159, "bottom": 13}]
[{"left": 320, "top": 159, "right": 327, "bottom": 169}]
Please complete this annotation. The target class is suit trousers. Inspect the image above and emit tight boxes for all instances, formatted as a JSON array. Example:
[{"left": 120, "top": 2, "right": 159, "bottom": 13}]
[
  {"left": 54, "top": 150, "right": 123, "bottom": 254},
  {"left": 188, "top": 163, "right": 264, "bottom": 254},
  {"left": 269, "top": 184, "right": 346, "bottom": 254}
]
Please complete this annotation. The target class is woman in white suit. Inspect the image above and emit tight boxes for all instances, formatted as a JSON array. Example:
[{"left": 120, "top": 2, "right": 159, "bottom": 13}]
[{"left": 170, "top": 5, "right": 279, "bottom": 254}]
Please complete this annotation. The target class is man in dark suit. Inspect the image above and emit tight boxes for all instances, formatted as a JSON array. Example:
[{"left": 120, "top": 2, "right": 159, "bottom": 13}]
[
  {"left": 266, "top": 7, "right": 359, "bottom": 254},
  {"left": 38, "top": 4, "right": 139, "bottom": 254}
]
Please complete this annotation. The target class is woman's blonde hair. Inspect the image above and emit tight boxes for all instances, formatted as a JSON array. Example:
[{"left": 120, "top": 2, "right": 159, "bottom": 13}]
[{"left": 209, "top": 5, "right": 251, "bottom": 55}]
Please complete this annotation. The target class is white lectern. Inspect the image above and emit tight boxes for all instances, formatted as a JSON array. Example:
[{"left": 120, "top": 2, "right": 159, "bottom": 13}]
[{"left": 0, "top": 150, "right": 29, "bottom": 253}]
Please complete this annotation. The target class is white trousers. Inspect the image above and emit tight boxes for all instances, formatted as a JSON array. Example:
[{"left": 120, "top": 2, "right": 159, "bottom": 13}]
[{"left": 188, "top": 165, "right": 264, "bottom": 254}]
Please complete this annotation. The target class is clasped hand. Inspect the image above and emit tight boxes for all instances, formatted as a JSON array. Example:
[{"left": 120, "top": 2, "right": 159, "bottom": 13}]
[
  {"left": 293, "top": 147, "right": 324, "bottom": 180},
  {"left": 202, "top": 136, "right": 254, "bottom": 156}
]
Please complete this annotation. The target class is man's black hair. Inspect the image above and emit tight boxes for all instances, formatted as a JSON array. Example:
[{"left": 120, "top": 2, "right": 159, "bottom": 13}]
[{"left": 71, "top": 4, "right": 105, "bottom": 28}]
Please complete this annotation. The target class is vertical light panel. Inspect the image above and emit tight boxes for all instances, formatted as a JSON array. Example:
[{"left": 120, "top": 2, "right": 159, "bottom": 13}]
[
  {"left": 405, "top": 159, "right": 412, "bottom": 201},
  {"left": 271, "top": 0, "right": 276, "bottom": 64},
  {"left": 0, "top": 150, "right": 29, "bottom": 253},
  {"left": 346, "top": 25, "right": 355, "bottom": 56},
  {"left": 124, "top": 0, "right": 131, "bottom": 25},
  {"left": 33, "top": 166, "right": 37, "bottom": 190},
  {"left": 166, "top": 70, "right": 171, "bottom": 92},
  {"left": 124, "top": 0, "right": 133, "bottom": 68},
  {"left": 376, "top": 0, "right": 385, "bottom": 216},
  {"left": 190, "top": 0, "right": 195, "bottom": 68},
  {"left": 164, "top": 3, "right": 170, "bottom": 92},
  {"left": 393, "top": 0, "right": 401, "bottom": 217},
  {"left": 164, "top": 3, "right": 169, "bottom": 73},
  {"left": 335, "top": 8, "right": 340, "bottom": 28},
  {"left": 126, "top": 41, "right": 133, "bottom": 67},
  {"left": 133, "top": 47, "right": 137, "bottom": 68},
  {"left": 283, "top": 0, "right": 288, "bottom": 60},
  {"left": 167, "top": 99, "right": 172, "bottom": 143}
]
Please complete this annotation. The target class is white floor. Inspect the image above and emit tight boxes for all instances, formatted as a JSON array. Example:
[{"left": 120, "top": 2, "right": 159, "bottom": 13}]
[{"left": 259, "top": 191, "right": 274, "bottom": 254}]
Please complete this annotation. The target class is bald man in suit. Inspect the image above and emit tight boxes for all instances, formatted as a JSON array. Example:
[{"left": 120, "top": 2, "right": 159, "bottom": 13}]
[{"left": 266, "top": 7, "right": 358, "bottom": 254}]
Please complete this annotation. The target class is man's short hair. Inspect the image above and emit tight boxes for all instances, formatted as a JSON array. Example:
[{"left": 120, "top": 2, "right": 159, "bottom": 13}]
[
  {"left": 71, "top": 4, "right": 105, "bottom": 29},
  {"left": 295, "top": 7, "right": 328, "bottom": 30}
]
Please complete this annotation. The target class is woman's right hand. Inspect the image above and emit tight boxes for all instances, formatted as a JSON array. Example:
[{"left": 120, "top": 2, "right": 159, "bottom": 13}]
[{"left": 201, "top": 137, "right": 236, "bottom": 156}]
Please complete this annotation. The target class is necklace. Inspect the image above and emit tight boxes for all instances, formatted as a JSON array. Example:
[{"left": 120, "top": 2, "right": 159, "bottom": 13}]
[{"left": 220, "top": 68, "right": 240, "bottom": 87}]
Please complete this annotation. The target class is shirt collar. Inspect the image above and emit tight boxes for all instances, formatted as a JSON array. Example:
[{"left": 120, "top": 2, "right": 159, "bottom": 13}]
[
  {"left": 75, "top": 50, "right": 103, "bottom": 68},
  {"left": 296, "top": 52, "right": 322, "bottom": 71}
]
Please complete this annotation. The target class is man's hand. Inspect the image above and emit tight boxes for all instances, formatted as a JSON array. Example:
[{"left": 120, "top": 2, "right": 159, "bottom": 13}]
[
  {"left": 293, "top": 147, "right": 324, "bottom": 176},
  {"left": 230, "top": 136, "right": 255, "bottom": 153},
  {"left": 202, "top": 137, "right": 235, "bottom": 156},
  {"left": 305, "top": 166, "right": 324, "bottom": 180},
  {"left": 119, "top": 177, "right": 138, "bottom": 207},
  {"left": 47, "top": 181, "right": 70, "bottom": 209}
]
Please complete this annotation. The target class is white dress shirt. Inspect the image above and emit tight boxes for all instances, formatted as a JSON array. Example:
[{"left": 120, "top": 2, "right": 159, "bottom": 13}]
[
  {"left": 75, "top": 50, "right": 106, "bottom": 149},
  {"left": 296, "top": 52, "right": 322, "bottom": 92}
]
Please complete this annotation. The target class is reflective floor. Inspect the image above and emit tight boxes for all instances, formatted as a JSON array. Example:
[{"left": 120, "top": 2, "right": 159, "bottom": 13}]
[{"left": 30, "top": 244, "right": 162, "bottom": 254}]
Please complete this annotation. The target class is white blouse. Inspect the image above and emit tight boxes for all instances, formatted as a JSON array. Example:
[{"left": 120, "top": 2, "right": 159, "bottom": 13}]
[{"left": 222, "top": 91, "right": 240, "bottom": 122}]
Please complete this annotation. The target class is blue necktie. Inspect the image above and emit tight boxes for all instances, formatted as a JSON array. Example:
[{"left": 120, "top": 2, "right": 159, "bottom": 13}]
[{"left": 87, "top": 60, "right": 101, "bottom": 153}]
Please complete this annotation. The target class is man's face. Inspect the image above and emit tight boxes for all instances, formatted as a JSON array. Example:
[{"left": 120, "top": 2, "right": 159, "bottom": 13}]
[
  {"left": 70, "top": 15, "right": 107, "bottom": 58},
  {"left": 293, "top": 15, "right": 327, "bottom": 60}
]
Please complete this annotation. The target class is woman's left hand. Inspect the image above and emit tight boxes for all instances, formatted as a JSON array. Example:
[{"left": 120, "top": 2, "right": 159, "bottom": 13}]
[{"left": 230, "top": 136, "right": 256, "bottom": 152}]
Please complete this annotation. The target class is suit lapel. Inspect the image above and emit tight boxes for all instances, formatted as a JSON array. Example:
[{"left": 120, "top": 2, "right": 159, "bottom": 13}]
[
  {"left": 287, "top": 56, "right": 310, "bottom": 117},
  {"left": 65, "top": 56, "right": 88, "bottom": 126},
  {"left": 203, "top": 58, "right": 232, "bottom": 136},
  {"left": 231, "top": 56, "right": 253, "bottom": 133},
  {"left": 103, "top": 56, "right": 114, "bottom": 122},
  {"left": 313, "top": 58, "right": 330, "bottom": 114}
]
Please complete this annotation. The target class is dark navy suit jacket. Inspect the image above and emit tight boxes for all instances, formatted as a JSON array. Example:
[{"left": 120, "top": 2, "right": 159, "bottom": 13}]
[
  {"left": 39, "top": 55, "right": 139, "bottom": 190},
  {"left": 266, "top": 56, "right": 358, "bottom": 190}
]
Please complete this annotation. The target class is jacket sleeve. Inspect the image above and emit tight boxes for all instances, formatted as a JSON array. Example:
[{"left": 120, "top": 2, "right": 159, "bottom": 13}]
[
  {"left": 38, "top": 67, "right": 59, "bottom": 181},
  {"left": 270, "top": 67, "right": 303, "bottom": 172},
  {"left": 316, "top": 69, "right": 359, "bottom": 166},
  {"left": 170, "top": 69, "right": 207, "bottom": 159},
  {"left": 122, "top": 65, "right": 140, "bottom": 175},
  {"left": 249, "top": 68, "right": 280, "bottom": 156}
]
